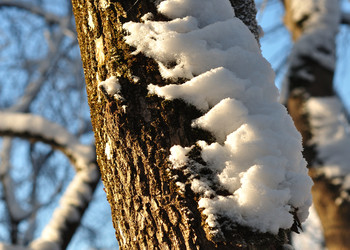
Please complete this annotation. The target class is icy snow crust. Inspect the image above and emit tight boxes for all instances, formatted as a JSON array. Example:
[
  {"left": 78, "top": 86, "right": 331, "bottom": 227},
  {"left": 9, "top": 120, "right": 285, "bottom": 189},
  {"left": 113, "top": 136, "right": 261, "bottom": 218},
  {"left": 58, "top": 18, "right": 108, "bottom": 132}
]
[{"left": 124, "top": 0, "right": 312, "bottom": 234}]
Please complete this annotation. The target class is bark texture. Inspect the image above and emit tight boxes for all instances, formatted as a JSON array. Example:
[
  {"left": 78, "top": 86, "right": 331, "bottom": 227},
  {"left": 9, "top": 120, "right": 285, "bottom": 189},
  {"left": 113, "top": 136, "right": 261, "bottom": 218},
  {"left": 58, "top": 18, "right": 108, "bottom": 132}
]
[
  {"left": 283, "top": 1, "right": 350, "bottom": 249},
  {"left": 229, "top": 0, "right": 260, "bottom": 43},
  {"left": 72, "top": 0, "right": 286, "bottom": 249}
]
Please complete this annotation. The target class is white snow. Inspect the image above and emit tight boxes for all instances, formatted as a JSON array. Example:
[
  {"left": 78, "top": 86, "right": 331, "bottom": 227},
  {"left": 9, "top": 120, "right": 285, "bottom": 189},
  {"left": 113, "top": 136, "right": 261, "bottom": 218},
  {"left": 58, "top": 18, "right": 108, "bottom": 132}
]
[
  {"left": 306, "top": 97, "right": 350, "bottom": 202},
  {"left": 39, "top": 166, "right": 98, "bottom": 245},
  {"left": 132, "top": 75, "right": 140, "bottom": 83},
  {"left": 176, "top": 181, "right": 186, "bottom": 193},
  {"left": 306, "top": 97, "right": 350, "bottom": 177},
  {"left": 98, "top": 76, "right": 123, "bottom": 100},
  {"left": 168, "top": 145, "right": 193, "bottom": 169},
  {"left": 288, "top": 0, "right": 340, "bottom": 75},
  {"left": 157, "top": 0, "right": 235, "bottom": 27},
  {"left": 124, "top": 0, "right": 312, "bottom": 234},
  {"left": 0, "top": 112, "right": 95, "bottom": 171},
  {"left": 292, "top": 205, "right": 324, "bottom": 250},
  {"left": 191, "top": 98, "right": 248, "bottom": 143},
  {"left": 124, "top": 18, "right": 271, "bottom": 81},
  {"left": 290, "top": 0, "right": 317, "bottom": 23},
  {"left": 148, "top": 67, "right": 251, "bottom": 111}
]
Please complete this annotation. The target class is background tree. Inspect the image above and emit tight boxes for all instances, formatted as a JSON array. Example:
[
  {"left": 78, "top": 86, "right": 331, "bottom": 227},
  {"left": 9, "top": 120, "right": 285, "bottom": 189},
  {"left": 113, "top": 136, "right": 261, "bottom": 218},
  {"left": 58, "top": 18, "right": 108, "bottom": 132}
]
[{"left": 282, "top": 0, "right": 350, "bottom": 249}]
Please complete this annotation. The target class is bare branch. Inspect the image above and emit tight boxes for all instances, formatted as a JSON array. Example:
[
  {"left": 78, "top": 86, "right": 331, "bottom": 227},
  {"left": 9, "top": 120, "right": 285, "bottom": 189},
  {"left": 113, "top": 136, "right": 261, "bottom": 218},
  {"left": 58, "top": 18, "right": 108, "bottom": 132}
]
[
  {"left": 0, "top": 0, "right": 76, "bottom": 38},
  {"left": 0, "top": 138, "right": 31, "bottom": 244},
  {"left": 8, "top": 31, "right": 65, "bottom": 113}
]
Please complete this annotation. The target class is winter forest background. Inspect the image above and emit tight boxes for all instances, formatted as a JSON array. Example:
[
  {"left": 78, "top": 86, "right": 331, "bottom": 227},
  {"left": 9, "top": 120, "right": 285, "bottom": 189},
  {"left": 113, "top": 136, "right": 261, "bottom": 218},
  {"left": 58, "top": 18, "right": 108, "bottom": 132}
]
[{"left": 0, "top": 0, "right": 349, "bottom": 249}]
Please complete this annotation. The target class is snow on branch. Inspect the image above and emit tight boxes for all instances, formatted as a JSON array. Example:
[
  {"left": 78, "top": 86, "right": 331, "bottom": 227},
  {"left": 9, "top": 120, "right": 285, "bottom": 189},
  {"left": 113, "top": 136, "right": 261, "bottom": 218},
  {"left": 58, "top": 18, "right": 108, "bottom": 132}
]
[
  {"left": 124, "top": 0, "right": 312, "bottom": 235},
  {"left": 0, "top": 111, "right": 94, "bottom": 171},
  {"left": 30, "top": 164, "right": 99, "bottom": 250},
  {"left": 0, "top": 111, "right": 100, "bottom": 249}
]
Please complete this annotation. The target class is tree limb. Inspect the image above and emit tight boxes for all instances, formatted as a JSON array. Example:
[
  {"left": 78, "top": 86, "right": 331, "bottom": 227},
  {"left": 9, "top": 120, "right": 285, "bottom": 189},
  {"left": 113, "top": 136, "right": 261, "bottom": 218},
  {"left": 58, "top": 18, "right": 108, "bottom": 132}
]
[{"left": 0, "top": 111, "right": 100, "bottom": 249}]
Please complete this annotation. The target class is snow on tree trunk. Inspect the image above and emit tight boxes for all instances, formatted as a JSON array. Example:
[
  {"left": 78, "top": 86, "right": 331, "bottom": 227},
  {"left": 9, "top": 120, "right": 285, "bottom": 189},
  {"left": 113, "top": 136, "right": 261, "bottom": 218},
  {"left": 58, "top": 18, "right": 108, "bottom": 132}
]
[
  {"left": 72, "top": 0, "right": 311, "bottom": 249},
  {"left": 283, "top": 0, "right": 350, "bottom": 249}
]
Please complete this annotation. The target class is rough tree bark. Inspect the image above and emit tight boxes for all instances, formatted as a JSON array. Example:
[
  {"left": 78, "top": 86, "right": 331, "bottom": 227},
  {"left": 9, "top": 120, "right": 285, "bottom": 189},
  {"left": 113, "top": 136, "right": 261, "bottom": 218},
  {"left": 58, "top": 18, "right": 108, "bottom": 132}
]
[
  {"left": 283, "top": 0, "right": 350, "bottom": 249},
  {"left": 72, "top": 0, "right": 286, "bottom": 249}
]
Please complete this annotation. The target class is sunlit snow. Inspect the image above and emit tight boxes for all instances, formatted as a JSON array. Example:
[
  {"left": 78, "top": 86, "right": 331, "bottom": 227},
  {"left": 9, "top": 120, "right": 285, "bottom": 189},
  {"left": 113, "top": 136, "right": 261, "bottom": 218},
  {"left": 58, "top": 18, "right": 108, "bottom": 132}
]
[{"left": 124, "top": 0, "right": 312, "bottom": 234}]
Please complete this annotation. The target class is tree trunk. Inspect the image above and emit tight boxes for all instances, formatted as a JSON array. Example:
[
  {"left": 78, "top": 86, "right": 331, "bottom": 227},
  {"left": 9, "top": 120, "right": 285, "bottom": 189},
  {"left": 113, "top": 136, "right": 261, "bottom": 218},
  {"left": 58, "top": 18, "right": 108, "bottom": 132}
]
[
  {"left": 71, "top": 0, "right": 287, "bottom": 249},
  {"left": 283, "top": 0, "right": 350, "bottom": 249}
]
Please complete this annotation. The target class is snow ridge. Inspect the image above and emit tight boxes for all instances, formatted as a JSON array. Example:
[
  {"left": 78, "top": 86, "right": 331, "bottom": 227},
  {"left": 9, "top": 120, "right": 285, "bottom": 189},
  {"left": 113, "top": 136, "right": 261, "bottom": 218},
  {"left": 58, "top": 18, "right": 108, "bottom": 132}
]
[{"left": 123, "top": 0, "right": 312, "bottom": 234}]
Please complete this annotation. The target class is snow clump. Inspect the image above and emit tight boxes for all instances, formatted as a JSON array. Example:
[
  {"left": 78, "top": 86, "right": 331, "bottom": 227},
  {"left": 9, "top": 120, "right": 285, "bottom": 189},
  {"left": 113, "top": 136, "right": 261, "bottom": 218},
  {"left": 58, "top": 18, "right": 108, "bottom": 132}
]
[
  {"left": 98, "top": 76, "right": 123, "bottom": 100},
  {"left": 123, "top": 0, "right": 312, "bottom": 234}
]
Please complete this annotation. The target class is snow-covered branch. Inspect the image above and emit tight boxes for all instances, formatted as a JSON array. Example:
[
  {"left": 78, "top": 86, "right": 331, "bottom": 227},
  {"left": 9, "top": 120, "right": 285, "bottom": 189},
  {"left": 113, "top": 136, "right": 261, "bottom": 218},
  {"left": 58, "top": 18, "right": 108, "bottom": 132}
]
[
  {"left": 30, "top": 162, "right": 99, "bottom": 250},
  {"left": 0, "top": 112, "right": 94, "bottom": 171},
  {"left": 0, "top": 111, "right": 100, "bottom": 249}
]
